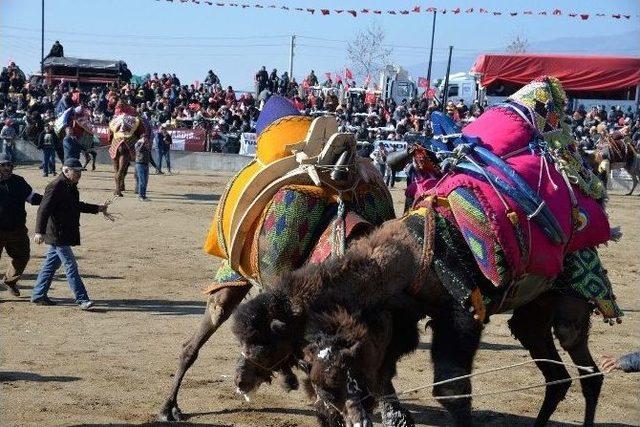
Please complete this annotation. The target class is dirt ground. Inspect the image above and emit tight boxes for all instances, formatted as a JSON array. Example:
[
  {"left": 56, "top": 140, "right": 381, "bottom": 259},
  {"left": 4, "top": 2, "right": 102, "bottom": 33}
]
[{"left": 1, "top": 164, "right": 638, "bottom": 427}]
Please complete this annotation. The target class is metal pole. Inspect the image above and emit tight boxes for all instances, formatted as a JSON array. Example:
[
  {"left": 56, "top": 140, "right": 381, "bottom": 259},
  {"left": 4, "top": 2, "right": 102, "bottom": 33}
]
[
  {"left": 288, "top": 35, "right": 295, "bottom": 80},
  {"left": 442, "top": 45, "right": 453, "bottom": 111},
  {"left": 425, "top": 10, "right": 436, "bottom": 90},
  {"left": 41, "top": 0, "right": 44, "bottom": 73}
]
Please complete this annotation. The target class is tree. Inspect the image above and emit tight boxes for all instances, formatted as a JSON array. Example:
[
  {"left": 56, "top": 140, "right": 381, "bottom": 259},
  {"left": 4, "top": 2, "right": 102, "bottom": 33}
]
[
  {"left": 506, "top": 35, "right": 529, "bottom": 54},
  {"left": 347, "top": 21, "right": 393, "bottom": 80}
]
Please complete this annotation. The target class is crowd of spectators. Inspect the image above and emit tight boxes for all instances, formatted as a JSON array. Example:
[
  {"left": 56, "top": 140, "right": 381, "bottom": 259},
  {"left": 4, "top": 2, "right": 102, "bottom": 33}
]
[{"left": 1, "top": 57, "right": 638, "bottom": 159}]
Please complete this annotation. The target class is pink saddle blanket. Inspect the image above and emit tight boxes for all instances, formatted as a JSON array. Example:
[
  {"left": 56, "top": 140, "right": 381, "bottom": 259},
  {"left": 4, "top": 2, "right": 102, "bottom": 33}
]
[{"left": 427, "top": 107, "right": 610, "bottom": 285}]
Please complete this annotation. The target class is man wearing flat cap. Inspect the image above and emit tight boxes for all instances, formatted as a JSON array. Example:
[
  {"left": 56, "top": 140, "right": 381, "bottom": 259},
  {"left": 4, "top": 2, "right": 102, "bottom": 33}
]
[
  {"left": 31, "top": 158, "right": 109, "bottom": 310},
  {"left": 0, "top": 153, "right": 42, "bottom": 297}
]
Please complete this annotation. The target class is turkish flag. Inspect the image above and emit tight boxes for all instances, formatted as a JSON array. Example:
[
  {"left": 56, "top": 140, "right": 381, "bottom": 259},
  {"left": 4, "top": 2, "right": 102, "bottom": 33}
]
[
  {"left": 412, "top": 6, "right": 420, "bottom": 13},
  {"left": 364, "top": 75, "right": 371, "bottom": 88},
  {"left": 321, "top": 9, "right": 330, "bottom": 15},
  {"left": 426, "top": 88, "right": 436, "bottom": 99},
  {"left": 347, "top": 10, "right": 357, "bottom": 17},
  {"left": 345, "top": 68, "right": 353, "bottom": 80},
  {"left": 417, "top": 77, "right": 429, "bottom": 88}
]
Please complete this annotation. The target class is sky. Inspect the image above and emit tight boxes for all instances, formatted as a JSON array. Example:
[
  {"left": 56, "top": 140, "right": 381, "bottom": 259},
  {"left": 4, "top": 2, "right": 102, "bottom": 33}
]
[{"left": 1, "top": 0, "right": 639, "bottom": 91}]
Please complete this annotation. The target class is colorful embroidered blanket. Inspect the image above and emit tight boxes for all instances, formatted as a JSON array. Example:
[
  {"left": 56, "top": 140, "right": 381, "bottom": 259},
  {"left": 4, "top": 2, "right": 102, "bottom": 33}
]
[
  {"left": 108, "top": 114, "right": 142, "bottom": 159},
  {"left": 427, "top": 77, "right": 611, "bottom": 288}
]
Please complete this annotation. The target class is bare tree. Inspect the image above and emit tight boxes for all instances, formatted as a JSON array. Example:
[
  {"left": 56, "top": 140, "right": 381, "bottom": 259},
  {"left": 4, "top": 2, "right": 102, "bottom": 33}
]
[
  {"left": 506, "top": 35, "right": 529, "bottom": 54},
  {"left": 347, "top": 21, "right": 393, "bottom": 79}
]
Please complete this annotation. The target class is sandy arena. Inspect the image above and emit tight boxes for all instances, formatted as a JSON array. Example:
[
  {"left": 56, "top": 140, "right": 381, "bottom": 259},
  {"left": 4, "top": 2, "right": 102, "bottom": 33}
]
[{"left": 1, "top": 164, "right": 638, "bottom": 427}]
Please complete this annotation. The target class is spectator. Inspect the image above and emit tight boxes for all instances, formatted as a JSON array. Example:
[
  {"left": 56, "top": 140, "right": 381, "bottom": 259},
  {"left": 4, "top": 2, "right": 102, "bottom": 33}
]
[
  {"left": 44, "top": 40, "right": 64, "bottom": 60},
  {"left": 37, "top": 123, "right": 58, "bottom": 177},
  {"left": 0, "top": 119, "right": 17, "bottom": 159},
  {"left": 0, "top": 153, "right": 42, "bottom": 297},
  {"left": 306, "top": 70, "right": 318, "bottom": 86},
  {"left": 155, "top": 126, "right": 172, "bottom": 174},
  {"left": 134, "top": 138, "right": 152, "bottom": 201},
  {"left": 255, "top": 66, "right": 269, "bottom": 96},
  {"left": 600, "top": 351, "right": 640, "bottom": 373},
  {"left": 369, "top": 142, "right": 387, "bottom": 176},
  {"left": 31, "top": 158, "right": 109, "bottom": 310},
  {"left": 62, "top": 127, "right": 82, "bottom": 161}
]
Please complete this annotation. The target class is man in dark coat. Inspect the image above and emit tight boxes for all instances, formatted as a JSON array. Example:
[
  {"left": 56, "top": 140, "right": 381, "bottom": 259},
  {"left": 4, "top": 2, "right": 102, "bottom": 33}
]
[
  {"left": 0, "top": 153, "right": 42, "bottom": 297},
  {"left": 31, "top": 158, "right": 108, "bottom": 309},
  {"left": 43, "top": 41, "right": 64, "bottom": 60}
]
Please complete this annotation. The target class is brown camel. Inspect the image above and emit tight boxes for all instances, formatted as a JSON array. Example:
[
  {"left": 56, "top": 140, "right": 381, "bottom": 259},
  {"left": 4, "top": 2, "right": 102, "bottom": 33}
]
[{"left": 230, "top": 215, "right": 606, "bottom": 427}]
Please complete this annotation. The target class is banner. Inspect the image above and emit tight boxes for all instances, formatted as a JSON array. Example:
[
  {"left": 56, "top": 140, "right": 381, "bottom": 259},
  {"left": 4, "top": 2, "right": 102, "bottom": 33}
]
[
  {"left": 239, "top": 132, "right": 257, "bottom": 157},
  {"left": 91, "top": 125, "right": 206, "bottom": 152}
]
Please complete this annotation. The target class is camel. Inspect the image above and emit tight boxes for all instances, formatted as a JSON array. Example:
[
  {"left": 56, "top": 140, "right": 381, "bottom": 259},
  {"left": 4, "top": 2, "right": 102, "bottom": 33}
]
[
  {"left": 107, "top": 112, "right": 146, "bottom": 196},
  {"left": 230, "top": 213, "right": 607, "bottom": 427},
  {"left": 584, "top": 135, "right": 640, "bottom": 195}
]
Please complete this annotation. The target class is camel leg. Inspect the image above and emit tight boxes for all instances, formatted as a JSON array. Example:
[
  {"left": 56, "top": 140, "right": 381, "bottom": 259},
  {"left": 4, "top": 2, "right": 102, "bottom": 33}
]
[
  {"left": 431, "top": 302, "right": 482, "bottom": 427},
  {"left": 625, "top": 166, "right": 638, "bottom": 196},
  {"left": 509, "top": 296, "right": 571, "bottom": 427},
  {"left": 552, "top": 295, "right": 601, "bottom": 427},
  {"left": 380, "top": 379, "right": 415, "bottom": 427},
  {"left": 158, "top": 285, "right": 251, "bottom": 421},
  {"left": 113, "top": 156, "right": 123, "bottom": 197}
]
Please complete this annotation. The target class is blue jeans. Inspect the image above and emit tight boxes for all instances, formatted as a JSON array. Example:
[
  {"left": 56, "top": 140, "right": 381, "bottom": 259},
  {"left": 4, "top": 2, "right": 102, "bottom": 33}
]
[
  {"left": 43, "top": 147, "right": 56, "bottom": 175},
  {"left": 4, "top": 143, "right": 15, "bottom": 161},
  {"left": 135, "top": 163, "right": 149, "bottom": 198},
  {"left": 32, "top": 245, "right": 90, "bottom": 303},
  {"left": 157, "top": 149, "right": 171, "bottom": 172}
]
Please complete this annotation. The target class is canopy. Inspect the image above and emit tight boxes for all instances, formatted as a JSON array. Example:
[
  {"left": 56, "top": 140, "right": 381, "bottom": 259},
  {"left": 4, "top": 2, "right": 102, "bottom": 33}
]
[
  {"left": 43, "top": 57, "right": 124, "bottom": 71},
  {"left": 471, "top": 54, "right": 640, "bottom": 92}
]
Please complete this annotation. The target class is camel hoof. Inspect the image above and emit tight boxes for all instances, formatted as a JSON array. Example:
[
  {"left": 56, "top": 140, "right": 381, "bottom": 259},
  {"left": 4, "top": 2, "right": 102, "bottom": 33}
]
[{"left": 158, "top": 403, "right": 184, "bottom": 422}]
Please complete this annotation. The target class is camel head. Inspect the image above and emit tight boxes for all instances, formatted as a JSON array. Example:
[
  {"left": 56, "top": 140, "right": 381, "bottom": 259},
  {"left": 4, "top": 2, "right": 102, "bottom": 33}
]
[
  {"left": 302, "top": 306, "right": 391, "bottom": 426},
  {"left": 231, "top": 289, "right": 303, "bottom": 399}
]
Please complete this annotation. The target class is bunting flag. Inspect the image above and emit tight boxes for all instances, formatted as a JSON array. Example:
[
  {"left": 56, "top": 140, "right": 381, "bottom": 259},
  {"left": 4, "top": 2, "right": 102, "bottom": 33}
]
[
  {"left": 157, "top": 1, "right": 638, "bottom": 21},
  {"left": 417, "top": 77, "right": 429, "bottom": 88}
]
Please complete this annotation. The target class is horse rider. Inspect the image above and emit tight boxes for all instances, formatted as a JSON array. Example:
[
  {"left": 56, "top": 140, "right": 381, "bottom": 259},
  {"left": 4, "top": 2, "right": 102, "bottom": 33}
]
[{"left": 0, "top": 153, "right": 42, "bottom": 297}]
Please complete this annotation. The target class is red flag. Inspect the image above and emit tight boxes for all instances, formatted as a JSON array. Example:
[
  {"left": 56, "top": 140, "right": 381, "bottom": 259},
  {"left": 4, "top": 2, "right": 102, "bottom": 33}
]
[
  {"left": 417, "top": 77, "right": 429, "bottom": 88},
  {"left": 400, "top": 10, "right": 409, "bottom": 15},
  {"left": 334, "top": 72, "right": 342, "bottom": 83},
  {"left": 361, "top": 9, "right": 369, "bottom": 13},
  {"left": 412, "top": 6, "right": 420, "bottom": 13},
  {"left": 580, "top": 14, "right": 589, "bottom": 20},
  {"left": 373, "top": 10, "right": 382, "bottom": 14},
  {"left": 345, "top": 83, "right": 350, "bottom": 91},
  {"left": 325, "top": 72, "right": 332, "bottom": 81},
  {"left": 426, "top": 88, "right": 436, "bottom": 99},
  {"left": 302, "top": 79, "right": 310, "bottom": 90},
  {"left": 364, "top": 75, "right": 371, "bottom": 88},
  {"left": 510, "top": 12, "right": 518, "bottom": 16},
  {"left": 345, "top": 68, "right": 353, "bottom": 80},
  {"left": 321, "top": 9, "right": 330, "bottom": 15},
  {"left": 553, "top": 9, "right": 562, "bottom": 15},
  {"left": 452, "top": 7, "right": 460, "bottom": 14},
  {"left": 347, "top": 10, "right": 357, "bottom": 17}
]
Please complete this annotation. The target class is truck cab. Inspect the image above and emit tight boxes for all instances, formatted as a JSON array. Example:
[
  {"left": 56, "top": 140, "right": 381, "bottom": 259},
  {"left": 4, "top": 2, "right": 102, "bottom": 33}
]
[{"left": 379, "top": 65, "right": 417, "bottom": 104}]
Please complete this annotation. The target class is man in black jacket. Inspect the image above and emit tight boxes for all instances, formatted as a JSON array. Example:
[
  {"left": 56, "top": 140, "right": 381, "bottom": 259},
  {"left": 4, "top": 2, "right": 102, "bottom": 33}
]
[
  {"left": 0, "top": 153, "right": 42, "bottom": 296},
  {"left": 31, "top": 158, "right": 108, "bottom": 309}
]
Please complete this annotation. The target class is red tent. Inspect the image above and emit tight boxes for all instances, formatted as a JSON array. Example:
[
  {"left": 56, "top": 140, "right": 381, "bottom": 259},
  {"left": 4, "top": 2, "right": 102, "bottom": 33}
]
[{"left": 471, "top": 54, "right": 640, "bottom": 92}]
